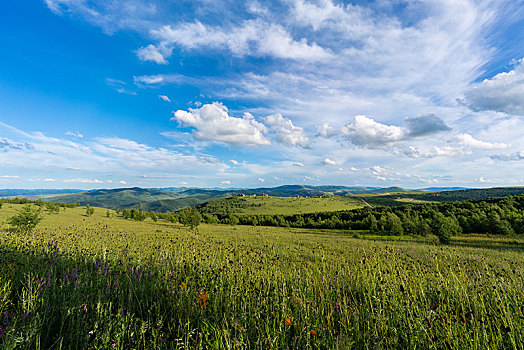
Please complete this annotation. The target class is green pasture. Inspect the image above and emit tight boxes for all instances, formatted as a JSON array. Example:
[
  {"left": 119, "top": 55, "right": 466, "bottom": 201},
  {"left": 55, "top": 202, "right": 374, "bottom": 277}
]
[
  {"left": 0, "top": 204, "right": 523, "bottom": 349},
  {"left": 199, "top": 195, "right": 364, "bottom": 216}
]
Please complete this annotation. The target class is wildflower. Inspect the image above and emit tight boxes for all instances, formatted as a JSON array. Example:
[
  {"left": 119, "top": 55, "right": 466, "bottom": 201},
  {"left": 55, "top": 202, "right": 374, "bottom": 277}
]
[
  {"left": 310, "top": 329, "right": 317, "bottom": 336},
  {"left": 112, "top": 343, "right": 116, "bottom": 347},
  {"left": 285, "top": 318, "right": 291, "bottom": 326},
  {"left": 199, "top": 292, "right": 209, "bottom": 308}
]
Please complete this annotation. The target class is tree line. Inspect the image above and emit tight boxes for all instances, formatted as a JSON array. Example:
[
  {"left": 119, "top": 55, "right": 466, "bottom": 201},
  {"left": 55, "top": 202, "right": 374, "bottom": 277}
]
[{"left": 194, "top": 195, "right": 524, "bottom": 242}]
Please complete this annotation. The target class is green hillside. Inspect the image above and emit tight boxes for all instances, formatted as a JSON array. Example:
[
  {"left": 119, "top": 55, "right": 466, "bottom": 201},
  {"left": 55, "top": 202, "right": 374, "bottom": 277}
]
[
  {"left": 361, "top": 187, "right": 524, "bottom": 206},
  {"left": 196, "top": 195, "right": 364, "bottom": 216},
  {"left": 47, "top": 185, "right": 408, "bottom": 212},
  {"left": 46, "top": 185, "right": 524, "bottom": 213}
]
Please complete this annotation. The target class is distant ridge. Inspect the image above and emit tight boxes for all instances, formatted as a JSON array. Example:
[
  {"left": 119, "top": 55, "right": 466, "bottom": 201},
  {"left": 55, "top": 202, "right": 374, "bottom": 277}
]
[
  {"left": 45, "top": 185, "right": 408, "bottom": 212},
  {"left": 33, "top": 185, "right": 524, "bottom": 212},
  {"left": 417, "top": 187, "right": 471, "bottom": 191},
  {"left": 0, "top": 189, "right": 83, "bottom": 198}
]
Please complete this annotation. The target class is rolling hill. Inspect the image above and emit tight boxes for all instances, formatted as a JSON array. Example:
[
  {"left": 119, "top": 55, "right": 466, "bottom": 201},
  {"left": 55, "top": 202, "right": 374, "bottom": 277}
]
[
  {"left": 46, "top": 185, "right": 408, "bottom": 212},
  {"left": 43, "top": 185, "right": 524, "bottom": 213}
]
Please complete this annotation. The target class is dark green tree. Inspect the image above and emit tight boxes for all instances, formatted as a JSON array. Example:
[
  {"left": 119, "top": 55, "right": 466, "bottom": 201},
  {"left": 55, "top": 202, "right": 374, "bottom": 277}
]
[
  {"left": 431, "top": 213, "right": 461, "bottom": 244},
  {"left": 179, "top": 207, "right": 202, "bottom": 230},
  {"left": 384, "top": 212, "right": 404, "bottom": 235}
]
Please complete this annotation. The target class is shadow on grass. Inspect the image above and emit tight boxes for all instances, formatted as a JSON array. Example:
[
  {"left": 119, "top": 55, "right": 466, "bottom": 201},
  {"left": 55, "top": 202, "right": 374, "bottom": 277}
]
[{"left": 292, "top": 228, "right": 524, "bottom": 253}]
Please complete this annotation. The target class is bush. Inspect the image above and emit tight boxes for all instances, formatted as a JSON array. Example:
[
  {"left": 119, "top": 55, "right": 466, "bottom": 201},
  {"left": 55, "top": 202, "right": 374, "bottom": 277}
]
[
  {"left": 178, "top": 207, "right": 202, "bottom": 230},
  {"left": 8, "top": 204, "right": 42, "bottom": 232},
  {"left": 86, "top": 204, "right": 95, "bottom": 217}
]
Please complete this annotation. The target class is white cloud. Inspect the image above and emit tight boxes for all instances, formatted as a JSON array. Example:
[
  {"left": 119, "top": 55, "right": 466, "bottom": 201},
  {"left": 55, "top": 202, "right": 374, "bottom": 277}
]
[
  {"left": 0, "top": 175, "right": 20, "bottom": 178},
  {"left": 433, "top": 146, "right": 471, "bottom": 157},
  {"left": 322, "top": 158, "right": 337, "bottom": 165},
  {"left": 172, "top": 102, "right": 270, "bottom": 147},
  {"left": 221, "top": 180, "right": 231, "bottom": 184},
  {"left": 106, "top": 78, "right": 137, "bottom": 95},
  {"left": 490, "top": 151, "right": 524, "bottom": 161},
  {"left": 65, "top": 131, "right": 84, "bottom": 138},
  {"left": 258, "top": 177, "right": 265, "bottom": 182},
  {"left": 464, "top": 58, "right": 524, "bottom": 116},
  {"left": 455, "top": 133, "right": 508, "bottom": 149},
  {"left": 149, "top": 20, "right": 332, "bottom": 62},
  {"left": 119, "top": 180, "right": 127, "bottom": 184},
  {"left": 64, "top": 178, "right": 104, "bottom": 184},
  {"left": 43, "top": 178, "right": 56, "bottom": 182},
  {"left": 342, "top": 115, "right": 405, "bottom": 148},
  {"left": 264, "top": 113, "right": 309, "bottom": 148},
  {"left": 134, "top": 75, "right": 164, "bottom": 85},
  {"left": 316, "top": 123, "right": 339, "bottom": 137},
  {"left": 293, "top": 162, "right": 305, "bottom": 167},
  {"left": 230, "top": 160, "right": 240, "bottom": 165},
  {"left": 247, "top": 1, "right": 268, "bottom": 16},
  {"left": 159, "top": 95, "right": 171, "bottom": 102},
  {"left": 137, "top": 44, "right": 168, "bottom": 64},
  {"left": 371, "top": 165, "right": 386, "bottom": 174}
]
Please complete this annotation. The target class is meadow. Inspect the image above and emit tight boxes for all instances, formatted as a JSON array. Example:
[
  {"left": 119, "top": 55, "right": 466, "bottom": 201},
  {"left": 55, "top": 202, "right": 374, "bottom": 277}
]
[
  {"left": 0, "top": 204, "right": 523, "bottom": 349},
  {"left": 197, "top": 195, "right": 365, "bottom": 216}
]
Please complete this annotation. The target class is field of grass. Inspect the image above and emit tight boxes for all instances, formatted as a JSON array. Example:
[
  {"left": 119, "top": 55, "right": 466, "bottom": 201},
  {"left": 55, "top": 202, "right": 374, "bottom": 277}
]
[
  {"left": 215, "top": 196, "right": 365, "bottom": 216},
  {"left": 0, "top": 204, "right": 523, "bottom": 349}
]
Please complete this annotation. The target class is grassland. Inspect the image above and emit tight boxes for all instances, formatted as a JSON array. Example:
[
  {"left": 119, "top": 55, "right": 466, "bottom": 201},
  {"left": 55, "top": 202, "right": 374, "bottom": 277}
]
[
  {"left": 198, "top": 195, "right": 365, "bottom": 216},
  {"left": 0, "top": 204, "right": 523, "bottom": 349}
]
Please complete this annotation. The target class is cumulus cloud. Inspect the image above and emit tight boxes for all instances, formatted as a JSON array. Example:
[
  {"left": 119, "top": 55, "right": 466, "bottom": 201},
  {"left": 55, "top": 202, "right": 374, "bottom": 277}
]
[
  {"left": 264, "top": 113, "right": 309, "bottom": 148},
  {"left": 137, "top": 44, "right": 168, "bottom": 64},
  {"left": 221, "top": 180, "right": 231, "bottom": 184},
  {"left": 455, "top": 133, "right": 508, "bottom": 149},
  {"left": 405, "top": 115, "right": 450, "bottom": 137},
  {"left": 159, "top": 95, "right": 171, "bottom": 102},
  {"left": 464, "top": 59, "right": 524, "bottom": 116},
  {"left": 371, "top": 165, "right": 386, "bottom": 175},
  {"left": 230, "top": 160, "right": 240, "bottom": 165},
  {"left": 172, "top": 102, "right": 270, "bottom": 147},
  {"left": 258, "top": 177, "right": 265, "bottom": 182},
  {"left": 322, "top": 158, "right": 337, "bottom": 165},
  {"left": 316, "top": 123, "right": 340, "bottom": 137},
  {"left": 342, "top": 115, "right": 405, "bottom": 148}
]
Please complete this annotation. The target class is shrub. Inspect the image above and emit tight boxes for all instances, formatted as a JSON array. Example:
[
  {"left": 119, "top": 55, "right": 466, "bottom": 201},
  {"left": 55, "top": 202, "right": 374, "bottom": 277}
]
[{"left": 8, "top": 204, "right": 42, "bottom": 232}]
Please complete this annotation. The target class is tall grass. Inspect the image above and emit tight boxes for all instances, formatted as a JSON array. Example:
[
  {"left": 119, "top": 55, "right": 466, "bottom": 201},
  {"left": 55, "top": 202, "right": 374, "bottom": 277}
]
[{"left": 0, "top": 205, "right": 523, "bottom": 349}]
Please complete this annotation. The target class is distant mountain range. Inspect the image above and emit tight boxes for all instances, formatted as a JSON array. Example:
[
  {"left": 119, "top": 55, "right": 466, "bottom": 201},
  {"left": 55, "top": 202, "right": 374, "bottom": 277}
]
[
  {"left": 42, "top": 185, "right": 409, "bottom": 212},
  {"left": 0, "top": 189, "right": 84, "bottom": 198},
  {"left": 4, "top": 185, "right": 524, "bottom": 213}
]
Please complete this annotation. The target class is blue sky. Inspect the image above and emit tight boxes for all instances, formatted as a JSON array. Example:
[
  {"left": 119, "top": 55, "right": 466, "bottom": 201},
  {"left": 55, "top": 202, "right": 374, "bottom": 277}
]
[{"left": 1, "top": 0, "right": 524, "bottom": 189}]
